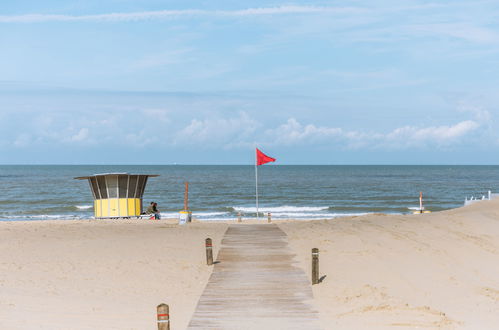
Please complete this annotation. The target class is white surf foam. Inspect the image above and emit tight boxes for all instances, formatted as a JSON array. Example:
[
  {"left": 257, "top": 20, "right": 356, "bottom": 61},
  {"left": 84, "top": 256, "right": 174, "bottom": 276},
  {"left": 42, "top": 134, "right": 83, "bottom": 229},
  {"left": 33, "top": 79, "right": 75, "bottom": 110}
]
[
  {"left": 269, "top": 212, "right": 369, "bottom": 218},
  {"left": 193, "top": 212, "right": 229, "bottom": 217},
  {"left": 0, "top": 214, "right": 83, "bottom": 221},
  {"left": 234, "top": 205, "right": 328, "bottom": 213},
  {"left": 76, "top": 205, "right": 93, "bottom": 210}
]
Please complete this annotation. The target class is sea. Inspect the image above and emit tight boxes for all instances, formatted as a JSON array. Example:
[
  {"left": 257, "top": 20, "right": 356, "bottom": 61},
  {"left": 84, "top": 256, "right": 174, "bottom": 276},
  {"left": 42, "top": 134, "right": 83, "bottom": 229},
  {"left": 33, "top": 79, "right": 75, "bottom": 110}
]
[{"left": 0, "top": 165, "right": 497, "bottom": 221}]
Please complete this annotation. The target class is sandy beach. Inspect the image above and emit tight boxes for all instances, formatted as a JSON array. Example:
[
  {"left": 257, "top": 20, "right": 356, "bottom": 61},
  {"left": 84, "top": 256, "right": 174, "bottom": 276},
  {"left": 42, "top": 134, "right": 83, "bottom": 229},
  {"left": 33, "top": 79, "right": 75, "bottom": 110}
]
[
  {"left": 2, "top": 200, "right": 499, "bottom": 329},
  {"left": 0, "top": 220, "right": 229, "bottom": 329}
]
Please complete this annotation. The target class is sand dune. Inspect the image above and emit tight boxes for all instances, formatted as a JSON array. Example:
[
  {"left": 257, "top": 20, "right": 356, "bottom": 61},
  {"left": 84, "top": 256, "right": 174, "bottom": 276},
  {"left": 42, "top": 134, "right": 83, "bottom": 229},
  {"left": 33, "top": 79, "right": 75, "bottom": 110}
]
[
  {"left": 281, "top": 199, "right": 499, "bottom": 329},
  {"left": 1, "top": 199, "right": 499, "bottom": 329}
]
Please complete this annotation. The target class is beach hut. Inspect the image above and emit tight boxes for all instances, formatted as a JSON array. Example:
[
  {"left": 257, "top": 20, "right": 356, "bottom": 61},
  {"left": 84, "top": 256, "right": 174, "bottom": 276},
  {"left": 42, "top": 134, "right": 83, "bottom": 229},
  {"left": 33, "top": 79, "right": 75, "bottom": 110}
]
[{"left": 75, "top": 173, "right": 159, "bottom": 218}]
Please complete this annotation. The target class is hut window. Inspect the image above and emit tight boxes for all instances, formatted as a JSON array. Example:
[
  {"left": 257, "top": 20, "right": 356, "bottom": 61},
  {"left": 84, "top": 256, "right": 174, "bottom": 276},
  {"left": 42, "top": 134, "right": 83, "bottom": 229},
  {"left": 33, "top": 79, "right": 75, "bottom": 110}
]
[
  {"left": 107, "top": 176, "right": 119, "bottom": 198},
  {"left": 118, "top": 175, "right": 128, "bottom": 198},
  {"left": 90, "top": 177, "right": 100, "bottom": 199},
  {"left": 97, "top": 176, "right": 108, "bottom": 199},
  {"left": 128, "top": 175, "right": 138, "bottom": 198}
]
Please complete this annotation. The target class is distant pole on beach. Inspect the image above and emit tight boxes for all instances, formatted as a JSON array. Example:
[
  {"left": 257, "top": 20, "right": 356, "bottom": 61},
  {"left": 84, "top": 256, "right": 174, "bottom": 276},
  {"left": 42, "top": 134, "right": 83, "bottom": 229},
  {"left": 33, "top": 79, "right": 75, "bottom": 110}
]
[
  {"left": 255, "top": 148, "right": 276, "bottom": 220},
  {"left": 184, "top": 182, "right": 189, "bottom": 211},
  {"left": 419, "top": 191, "right": 423, "bottom": 213},
  {"left": 255, "top": 155, "right": 259, "bottom": 219}
]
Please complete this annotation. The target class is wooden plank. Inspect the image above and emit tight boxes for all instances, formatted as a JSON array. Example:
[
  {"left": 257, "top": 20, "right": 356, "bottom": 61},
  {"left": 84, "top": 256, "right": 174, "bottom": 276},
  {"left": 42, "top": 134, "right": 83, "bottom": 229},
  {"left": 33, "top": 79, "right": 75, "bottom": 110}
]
[{"left": 188, "top": 224, "right": 321, "bottom": 329}]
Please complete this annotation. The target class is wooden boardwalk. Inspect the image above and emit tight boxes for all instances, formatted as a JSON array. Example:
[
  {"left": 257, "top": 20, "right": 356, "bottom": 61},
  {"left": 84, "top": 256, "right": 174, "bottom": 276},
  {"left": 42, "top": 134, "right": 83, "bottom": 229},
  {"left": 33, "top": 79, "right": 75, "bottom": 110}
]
[{"left": 188, "top": 224, "right": 321, "bottom": 329}]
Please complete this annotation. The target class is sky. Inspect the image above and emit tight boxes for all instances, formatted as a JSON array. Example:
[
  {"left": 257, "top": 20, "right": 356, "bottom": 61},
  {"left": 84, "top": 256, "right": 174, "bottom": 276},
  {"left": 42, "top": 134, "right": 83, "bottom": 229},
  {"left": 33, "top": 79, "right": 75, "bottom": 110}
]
[{"left": 1, "top": 0, "right": 499, "bottom": 164}]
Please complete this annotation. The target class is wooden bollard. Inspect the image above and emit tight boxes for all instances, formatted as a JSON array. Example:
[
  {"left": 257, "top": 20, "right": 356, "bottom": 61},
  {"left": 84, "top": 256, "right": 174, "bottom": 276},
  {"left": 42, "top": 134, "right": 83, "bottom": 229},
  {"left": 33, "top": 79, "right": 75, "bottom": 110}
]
[
  {"left": 312, "top": 248, "right": 319, "bottom": 285},
  {"left": 157, "top": 303, "right": 170, "bottom": 330},
  {"left": 206, "top": 238, "right": 213, "bottom": 265},
  {"left": 237, "top": 212, "right": 242, "bottom": 223},
  {"left": 267, "top": 212, "right": 271, "bottom": 223}
]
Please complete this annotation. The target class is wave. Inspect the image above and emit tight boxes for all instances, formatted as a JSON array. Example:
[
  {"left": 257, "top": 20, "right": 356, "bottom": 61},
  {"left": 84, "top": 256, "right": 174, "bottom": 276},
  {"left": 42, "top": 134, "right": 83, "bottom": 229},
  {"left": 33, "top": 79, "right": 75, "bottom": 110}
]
[
  {"left": 76, "top": 205, "right": 93, "bottom": 210},
  {"left": 193, "top": 212, "right": 228, "bottom": 217},
  {"left": 267, "top": 212, "right": 370, "bottom": 218},
  {"left": 0, "top": 214, "right": 85, "bottom": 221},
  {"left": 233, "top": 205, "right": 329, "bottom": 213}
]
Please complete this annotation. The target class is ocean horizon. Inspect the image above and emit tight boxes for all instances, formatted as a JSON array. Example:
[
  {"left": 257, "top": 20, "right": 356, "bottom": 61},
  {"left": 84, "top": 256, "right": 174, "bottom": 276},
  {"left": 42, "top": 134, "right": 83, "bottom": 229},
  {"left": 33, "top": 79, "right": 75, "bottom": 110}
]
[{"left": 0, "top": 165, "right": 497, "bottom": 221}]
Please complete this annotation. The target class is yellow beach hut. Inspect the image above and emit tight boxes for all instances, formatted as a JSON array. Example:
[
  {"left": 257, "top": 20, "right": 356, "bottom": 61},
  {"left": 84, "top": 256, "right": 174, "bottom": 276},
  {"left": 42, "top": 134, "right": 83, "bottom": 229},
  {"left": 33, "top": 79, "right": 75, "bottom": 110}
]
[{"left": 75, "top": 173, "right": 159, "bottom": 218}]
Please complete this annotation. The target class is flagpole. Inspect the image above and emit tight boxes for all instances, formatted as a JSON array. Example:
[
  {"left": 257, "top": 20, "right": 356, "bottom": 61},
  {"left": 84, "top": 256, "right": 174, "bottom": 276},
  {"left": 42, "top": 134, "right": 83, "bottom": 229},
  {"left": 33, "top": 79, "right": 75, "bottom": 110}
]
[{"left": 255, "top": 150, "right": 259, "bottom": 220}]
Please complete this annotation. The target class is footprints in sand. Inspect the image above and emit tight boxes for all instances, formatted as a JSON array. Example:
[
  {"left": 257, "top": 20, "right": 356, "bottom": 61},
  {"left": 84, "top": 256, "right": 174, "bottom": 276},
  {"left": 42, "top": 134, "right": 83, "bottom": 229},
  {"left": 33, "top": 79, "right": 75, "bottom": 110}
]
[
  {"left": 449, "top": 230, "right": 498, "bottom": 254},
  {"left": 335, "top": 285, "right": 455, "bottom": 329},
  {"left": 479, "top": 287, "right": 499, "bottom": 301}
]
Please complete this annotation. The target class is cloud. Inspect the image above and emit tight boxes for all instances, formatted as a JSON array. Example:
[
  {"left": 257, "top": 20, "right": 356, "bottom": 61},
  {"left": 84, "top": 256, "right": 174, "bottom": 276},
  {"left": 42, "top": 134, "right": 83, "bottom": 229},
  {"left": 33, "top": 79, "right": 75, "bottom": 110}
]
[
  {"left": 406, "top": 23, "right": 499, "bottom": 44},
  {"left": 0, "top": 6, "right": 362, "bottom": 23},
  {"left": 67, "top": 128, "right": 89, "bottom": 142},
  {"left": 384, "top": 121, "right": 479, "bottom": 146},
  {"left": 175, "top": 112, "right": 260, "bottom": 147},
  {"left": 263, "top": 118, "right": 480, "bottom": 149},
  {"left": 457, "top": 102, "right": 491, "bottom": 122},
  {"left": 1, "top": 104, "right": 484, "bottom": 152},
  {"left": 264, "top": 118, "right": 344, "bottom": 145}
]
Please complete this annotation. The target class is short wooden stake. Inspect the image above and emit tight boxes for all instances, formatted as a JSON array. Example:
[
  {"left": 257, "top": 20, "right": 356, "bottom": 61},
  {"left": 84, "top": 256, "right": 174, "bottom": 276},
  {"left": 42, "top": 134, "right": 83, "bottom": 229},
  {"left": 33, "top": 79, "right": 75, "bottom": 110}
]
[
  {"left": 267, "top": 212, "right": 271, "bottom": 223},
  {"left": 237, "top": 212, "right": 242, "bottom": 223},
  {"left": 312, "top": 248, "right": 319, "bottom": 285},
  {"left": 205, "top": 238, "right": 213, "bottom": 265},
  {"left": 157, "top": 303, "right": 170, "bottom": 330}
]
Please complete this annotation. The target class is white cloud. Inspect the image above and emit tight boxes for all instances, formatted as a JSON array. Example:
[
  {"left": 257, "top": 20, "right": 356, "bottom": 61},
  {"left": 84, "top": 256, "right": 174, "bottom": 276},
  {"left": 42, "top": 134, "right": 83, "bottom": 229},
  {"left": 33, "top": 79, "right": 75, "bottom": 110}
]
[
  {"left": 0, "top": 6, "right": 362, "bottom": 23},
  {"left": 67, "top": 128, "right": 89, "bottom": 142},
  {"left": 264, "top": 118, "right": 344, "bottom": 145},
  {"left": 2, "top": 106, "right": 484, "bottom": 151},
  {"left": 457, "top": 102, "right": 491, "bottom": 122},
  {"left": 263, "top": 118, "right": 480, "bottom": 149},
  {"left": 175, "top": 112, "right": 260, "bottom": 147},
  {"left": 384, "top": 121, "right": 479, "bottom": 146},
  {"left": 407, "top": 23, "right": 499, "bottom": 44}
]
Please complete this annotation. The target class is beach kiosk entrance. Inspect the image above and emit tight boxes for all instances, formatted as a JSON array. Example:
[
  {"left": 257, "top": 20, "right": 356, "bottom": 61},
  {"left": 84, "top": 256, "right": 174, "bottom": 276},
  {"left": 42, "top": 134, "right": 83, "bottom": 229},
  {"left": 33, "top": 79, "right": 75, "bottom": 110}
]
[{"left": 75, "top": 173, "right": 159, "bottom": 218}]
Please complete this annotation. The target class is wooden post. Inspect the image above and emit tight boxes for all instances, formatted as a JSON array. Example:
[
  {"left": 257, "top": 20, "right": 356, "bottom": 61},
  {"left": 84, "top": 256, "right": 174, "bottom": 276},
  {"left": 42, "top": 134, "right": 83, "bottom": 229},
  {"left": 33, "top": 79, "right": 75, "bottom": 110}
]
[
  {"left": 184, "top": 182, "right": 189, "bottom": 211},
  {"left": 267, "top": 212, "right": 271, "bottom": 223},
  {"left": 312, "top": 248, "right": 319, "bottom": 285},
  {"left": 205, "top": 238, "right": 213, "bottom": 265},
  {"left": 157, "top": 303, "right": 170, "bottom": 330},
  {"left": 237, "top": 212, "right": 242, "bottom": 223}
]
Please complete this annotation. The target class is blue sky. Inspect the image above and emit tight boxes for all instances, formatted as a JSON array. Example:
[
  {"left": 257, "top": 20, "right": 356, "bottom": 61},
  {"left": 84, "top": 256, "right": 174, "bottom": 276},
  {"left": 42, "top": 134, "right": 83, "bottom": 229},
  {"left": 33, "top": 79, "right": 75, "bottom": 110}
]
[{"left": 1, "top": 0, "right": 499, "bottom": 164}]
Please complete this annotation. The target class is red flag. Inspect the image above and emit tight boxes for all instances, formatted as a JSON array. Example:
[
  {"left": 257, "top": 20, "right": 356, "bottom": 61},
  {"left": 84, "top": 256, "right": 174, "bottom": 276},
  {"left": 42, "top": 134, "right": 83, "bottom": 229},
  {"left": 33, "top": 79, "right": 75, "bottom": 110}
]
[{"left": 256, "top": 148, "right": 276, "bottom": 166}]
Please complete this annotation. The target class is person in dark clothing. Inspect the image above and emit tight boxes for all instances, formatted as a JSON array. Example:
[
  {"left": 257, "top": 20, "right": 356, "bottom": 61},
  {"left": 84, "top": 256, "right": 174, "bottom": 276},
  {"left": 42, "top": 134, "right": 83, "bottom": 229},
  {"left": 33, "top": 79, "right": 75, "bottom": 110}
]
[
  {"left": 152, "top": 202, "right": 160, "bottom": 220},
  {"left": 146, "top": 202, "right": 160, "bottom": 220}
]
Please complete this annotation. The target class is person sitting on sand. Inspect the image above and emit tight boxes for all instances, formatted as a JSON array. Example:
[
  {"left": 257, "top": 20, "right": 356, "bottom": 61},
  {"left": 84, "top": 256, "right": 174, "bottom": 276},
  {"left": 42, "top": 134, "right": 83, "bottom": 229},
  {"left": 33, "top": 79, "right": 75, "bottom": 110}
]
[{"left": 146, "top": 202, "right": 160, "bottom": 220}]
